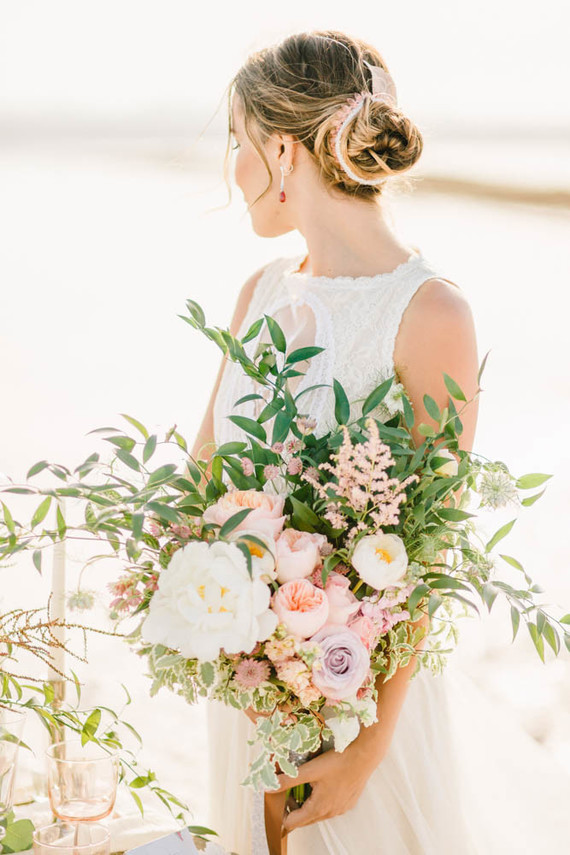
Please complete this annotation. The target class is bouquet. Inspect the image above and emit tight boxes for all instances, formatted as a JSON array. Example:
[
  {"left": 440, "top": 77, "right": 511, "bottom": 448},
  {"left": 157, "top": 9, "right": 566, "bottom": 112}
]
[{"left": 1, "top": 298, "right": 568, "bottom": 802}]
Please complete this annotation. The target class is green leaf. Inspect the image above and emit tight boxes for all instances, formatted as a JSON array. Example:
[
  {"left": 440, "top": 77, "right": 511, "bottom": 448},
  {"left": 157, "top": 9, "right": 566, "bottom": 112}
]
[
  {"left": 81, "top": 708, "right": 101, "bottom": 745},
  {"left": 31, "top": 496, "right": 52, "bottom": 529},
  {"left": 215, "top": 442, "right": 248, "bottom": 456},
  {"left": 423, "top": 394, "right": 440, "bottom": 421},
  {"left": 199, "top": 661, "right": 216, "bottom": 688},
  {"left": 234, "top": 540, "right": 253, "bottom": 577},
  {"left": 499, "top": 553, "right": 524, "bottom": 572},
  {"left": 485, "top": 518, "right": 516, "bottom": 552},
  {"left": 241, "top": 317, "right": 264, "bottom": 344},
  {"left": 228, "top": 416, "right": 267, "bottom": 443},
  {"left": 402, "top": 393, "right": 414, "bottom": 427},
  {"left": 148, "top": 464, "right": 178, "bottom": 487},
  {"left": 187, "top": 826, "right": 219, "bottom": 836},
  {"left": 481, "top": 582, "right": 499, "bottom": 612},
  {"left": 116, "top": 448, "right": 141, "bottom": 472},
  {"left": 515, "top": 472, "right": 552, "bottom": 490},
  {"left": 219, "top": 507, "right": 253, "bottom": 537},
  {"left": 289, "top": 496, "right": 320, "bottom": 533},
  {"left": 437, "top": 507, "right": 475, "bottom": 521},
  {"left": 142, "top": 434, "right": 157, "bottom": 464},
  {"left": 527, "top": 622, "right": 545, "bottom": 663},
  {"left": 443, "top": 372, "right": 467, "bottom": 402},
  {"left": 361, "top": 377, "right": 394, "bottom": 416},
  {"left": 417, "top": 422, "right": 435, "bottom": 437},
  {"left": 128, "top": 788, "right": 144, "bottom": 817},
  {"left": 32, "top": 549, "right": 42, "bottom": 574},
  {"left": 145, "top": 501, "right": 181, "bottom": 525},
  {"left": 271, "top": 411, "right": 291, "bottom": 445},
  {"left": 56, "top": 504, "right": 66, "bottom": 539},
  {"left": 132, "top": 513, "right": 144, "bottom": 541},
  {"left": 510, "top": 605, "right": 520, "bottom": 641},
  {"left": 407, "top": 583, "right": 431, "bottom": 615},
  {"left": 185, "top": 299, "right": 206, "bottom": 328},
  {"left": 26, "top": 460, "right": 49, "bottom": 479},
  {"left": 285, "top": 346, "right": 325, "bottom": 365},
  {"left": 1, "top": 817, "right": 34, "bottom": 852},
  {"left": 265, "top": 315, "right": 287, "bottom": 352},
  {"left": 521, "top": 489, "right": 547, "bottom": 507},
  {"left": 2, "top": 501, "right": 15, "bottom": 534},
  {"left": 234, "top": 393, "right": 264, "bottom": 406},
  {"left": 119, "top": 413, "right": 149, "bottom": 439},
  {"left": 560, "top": 614, "right": 570, "bottom": 625},
  {"left": 477, "top": 349, "right": 491, "bottom": 387},
  {"left": 333, "top": 379, "right": 350, "bottom": 425},
  {"left": 543, "top": 622, "right": 560, "bottom": 655}
]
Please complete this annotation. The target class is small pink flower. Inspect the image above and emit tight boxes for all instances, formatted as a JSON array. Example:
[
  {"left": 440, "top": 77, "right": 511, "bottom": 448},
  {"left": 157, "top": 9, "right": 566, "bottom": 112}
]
[
  {"left": 286, "top": 439, "right": 303, "bottom": 454},
  {"left": 297, "top": 417, "right": 317, "bottom": 436},
  {"left": 287, "top": 458, "right": 303, "bottom": 476},
  {"left": 170, "top": 523, "right": 192, "bottom": 539},
  {"left": 263, "top": 464, "right": 280, "bottom": 480},
  {"left": 234, "top": 657, "right": 271, "bottom": 689},
  {"left": 324, "top": 572, "right": 360, "bottom": 625},
  {"left": 146, "top": 517, "right": 162, "bottom": 537},
  {"left": 271, "top": 442, "right": 284, "bottom": 454},
  {"left": 241, "top": 457, "right": 254, "bottom": 476},
  {"left": 145, "top": 574, "right": 159, "bottom": 592},
  {"left": 310, "top": 566, "right": 325, "bottom": 588}
]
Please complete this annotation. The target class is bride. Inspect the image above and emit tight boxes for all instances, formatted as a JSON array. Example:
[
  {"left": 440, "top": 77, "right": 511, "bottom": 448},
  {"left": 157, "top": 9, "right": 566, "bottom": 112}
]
[{"left": 191, "top": 28, "right": 569, "bottom": 855}]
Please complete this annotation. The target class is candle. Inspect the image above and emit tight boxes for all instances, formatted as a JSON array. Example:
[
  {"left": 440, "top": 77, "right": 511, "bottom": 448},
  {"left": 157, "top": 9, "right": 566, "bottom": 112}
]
[{"left": 48, "top": 499, "right": 66, "bottom": 690}]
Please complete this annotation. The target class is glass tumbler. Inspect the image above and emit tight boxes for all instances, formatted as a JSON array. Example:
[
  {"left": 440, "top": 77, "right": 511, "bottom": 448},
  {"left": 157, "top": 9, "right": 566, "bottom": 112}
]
[
  {"left": 45, "top": 740, "right": 119, "bottom": 822},
  {"left": 33, "top": 822, "right": 110, "bottom": 855}
]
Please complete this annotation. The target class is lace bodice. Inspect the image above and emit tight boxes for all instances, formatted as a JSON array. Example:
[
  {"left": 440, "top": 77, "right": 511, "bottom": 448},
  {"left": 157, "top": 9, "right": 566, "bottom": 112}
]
[{"left": 213, "top": 249, "right": 446, "bottom": 447}]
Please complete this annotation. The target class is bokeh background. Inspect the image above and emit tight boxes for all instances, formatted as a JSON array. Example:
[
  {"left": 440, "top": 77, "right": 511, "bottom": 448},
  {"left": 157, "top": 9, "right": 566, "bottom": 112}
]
[{"left": 1, "top": 0, "right": 569, "bottom": 832}]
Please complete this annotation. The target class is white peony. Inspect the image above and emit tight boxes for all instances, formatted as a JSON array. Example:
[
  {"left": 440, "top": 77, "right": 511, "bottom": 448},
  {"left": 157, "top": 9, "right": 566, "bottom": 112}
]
[
  {"left": 351, "top": 533, "right": 409, "bottom": 590},
  {"left": 227, "top": 528, "right": 277, "bottom": 583},
  {"left": 432, "top": 447, "right": 459, "bottom": 477},
  {"left": 141, "top": 540, "right": 278, "bottom": 663}
]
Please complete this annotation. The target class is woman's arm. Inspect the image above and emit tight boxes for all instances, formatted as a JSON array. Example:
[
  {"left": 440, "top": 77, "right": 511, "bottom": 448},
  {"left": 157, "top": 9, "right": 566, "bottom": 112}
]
[
  {"left": 275, "top": 278, "right": 480, "bottom": 832},
  {"left": 190, "top": 263, "right": 269, "bottom": 463}
]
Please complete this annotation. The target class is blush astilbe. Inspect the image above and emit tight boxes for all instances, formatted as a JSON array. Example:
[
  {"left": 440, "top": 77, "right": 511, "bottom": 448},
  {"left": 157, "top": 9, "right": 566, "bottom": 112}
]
[{"left": 302, "top": 418, "right": 419, "bottom": 532}]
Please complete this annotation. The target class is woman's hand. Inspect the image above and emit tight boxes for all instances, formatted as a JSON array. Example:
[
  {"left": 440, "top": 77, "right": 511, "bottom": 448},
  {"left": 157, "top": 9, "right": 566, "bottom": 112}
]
[{"left": 272, "top": 736, "right": 383, "bottom": 833}]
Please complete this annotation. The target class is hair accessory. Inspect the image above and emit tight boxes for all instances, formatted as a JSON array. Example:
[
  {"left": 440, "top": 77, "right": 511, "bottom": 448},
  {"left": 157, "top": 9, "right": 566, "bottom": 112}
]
[
  {"left": 279, "top": 163, "right": 293, "bottom": 203},
  {"left": 329, "top": 62, "right": 398, "bottom": 186}
]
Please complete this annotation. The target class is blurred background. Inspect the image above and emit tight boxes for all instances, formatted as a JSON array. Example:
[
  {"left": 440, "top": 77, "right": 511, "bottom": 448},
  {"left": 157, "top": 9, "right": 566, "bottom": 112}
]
[{"left": 0, "top": 0, "right": 569, "bottom": 833}]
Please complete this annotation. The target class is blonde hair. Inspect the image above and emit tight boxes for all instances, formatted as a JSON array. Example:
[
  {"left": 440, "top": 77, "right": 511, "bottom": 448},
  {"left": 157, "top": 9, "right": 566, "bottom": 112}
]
[{"left": 224, "top": 29, "right": 423, "bottom": 206}]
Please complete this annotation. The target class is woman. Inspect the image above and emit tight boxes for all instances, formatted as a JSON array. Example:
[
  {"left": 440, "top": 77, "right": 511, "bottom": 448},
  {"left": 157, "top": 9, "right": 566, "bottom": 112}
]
[{"left": 191, "top": 29, "right": 566, "bottom": 855}]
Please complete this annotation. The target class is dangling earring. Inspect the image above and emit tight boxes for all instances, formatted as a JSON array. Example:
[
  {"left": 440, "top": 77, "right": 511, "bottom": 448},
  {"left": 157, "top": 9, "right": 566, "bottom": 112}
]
[{"left": 279, "top": 164, "right": 293, "bottom": 203}]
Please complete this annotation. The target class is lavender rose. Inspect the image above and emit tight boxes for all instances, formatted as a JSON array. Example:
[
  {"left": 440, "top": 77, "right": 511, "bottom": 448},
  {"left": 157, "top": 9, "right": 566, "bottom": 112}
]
[{"left": 310, "top": 625, "right": 370, "bottom": 702}]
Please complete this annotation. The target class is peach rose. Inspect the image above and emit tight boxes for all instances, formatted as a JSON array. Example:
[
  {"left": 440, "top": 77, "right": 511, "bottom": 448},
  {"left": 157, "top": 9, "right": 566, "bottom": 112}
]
[
  {"left": 275, "top": 529, "right": 327, "bottom": 584},
  {"left": 272, "top": 578, "right": 329, "bottom": 639},
  {"left": 324, "top": 572, "right": 360, "bottom": 625},
  {"left": 202, "top": 489, "right": 286, "bottom": 539}
]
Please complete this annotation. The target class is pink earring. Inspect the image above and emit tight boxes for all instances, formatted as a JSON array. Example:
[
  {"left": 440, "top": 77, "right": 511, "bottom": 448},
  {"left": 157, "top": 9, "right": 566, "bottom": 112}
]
[{"left": 279, "top": 164, "right": 293, "bottom": 202}]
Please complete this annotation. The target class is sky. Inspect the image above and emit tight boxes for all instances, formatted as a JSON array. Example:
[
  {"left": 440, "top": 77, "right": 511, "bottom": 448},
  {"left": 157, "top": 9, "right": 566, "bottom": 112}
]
[{"left": 0, "top": 0, "right": 568, "bottom": 135}]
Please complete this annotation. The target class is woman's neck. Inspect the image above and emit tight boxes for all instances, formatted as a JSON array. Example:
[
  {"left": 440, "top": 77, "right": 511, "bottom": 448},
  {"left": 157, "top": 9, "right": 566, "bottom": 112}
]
[{"left": 293, "top": 187, "right": 415, "bottom": 278}]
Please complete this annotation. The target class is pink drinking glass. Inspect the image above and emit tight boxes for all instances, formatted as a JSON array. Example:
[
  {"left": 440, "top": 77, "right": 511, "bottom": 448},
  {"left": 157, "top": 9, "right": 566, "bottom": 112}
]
[{"left": 45, "top": 739, "right": 119, "bottom": 822}]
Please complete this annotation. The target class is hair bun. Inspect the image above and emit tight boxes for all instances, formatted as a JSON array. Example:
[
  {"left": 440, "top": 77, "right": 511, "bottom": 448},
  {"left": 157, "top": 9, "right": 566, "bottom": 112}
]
[{"left": 325, "top": 97, "right": 423, "bottom": 188}]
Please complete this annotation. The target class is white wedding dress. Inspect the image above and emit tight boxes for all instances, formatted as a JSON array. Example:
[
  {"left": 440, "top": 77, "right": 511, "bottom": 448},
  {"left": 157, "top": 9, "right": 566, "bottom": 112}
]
[{"left": 207, "top": 249, "right": 570, "bottom": 854}]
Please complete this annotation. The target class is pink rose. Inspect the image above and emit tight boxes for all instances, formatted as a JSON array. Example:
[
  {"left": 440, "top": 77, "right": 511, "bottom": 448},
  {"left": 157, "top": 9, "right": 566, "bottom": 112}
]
[
  {"left": 324, "top": 572, "right": 360, "bottom": 626},
  {"left": 310, "top": 625, "right": 370, "bottom": 701},
  {"left": 202, "top": 490, "right": 285, "bottom": 539},
  {"left": 275, "top": 529, "right": 327, "bottom": 584},
  {"left": 272, "top": 578, "right": 329, "bottom": 639},
  {"left": 348, "top": 615, "right": 380, "bottom": 650}
]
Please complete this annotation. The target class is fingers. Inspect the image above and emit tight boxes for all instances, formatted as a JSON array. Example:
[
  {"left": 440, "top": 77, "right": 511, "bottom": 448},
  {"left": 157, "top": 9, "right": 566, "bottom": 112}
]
[
  {"left": 282, "top": 788, "right": 321, "bottom": 832},
  {"left": 273, "top": 751, "right": 330, "bottom": 793}
]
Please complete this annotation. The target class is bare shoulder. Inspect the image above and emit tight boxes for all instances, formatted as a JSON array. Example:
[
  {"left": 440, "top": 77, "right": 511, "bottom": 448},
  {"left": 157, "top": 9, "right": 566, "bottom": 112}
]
[
  {"left": 394, "top": 277, "right": 476, "bottom": 371},
  {"left": 229, "top": 261, "right": 273, "bottom": 337}
]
